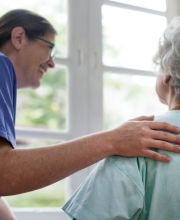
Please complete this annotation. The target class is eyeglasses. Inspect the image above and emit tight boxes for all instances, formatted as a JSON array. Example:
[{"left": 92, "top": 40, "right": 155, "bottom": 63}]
[{"left": 35, "top": 37, "right": 55, "bottom": 60}]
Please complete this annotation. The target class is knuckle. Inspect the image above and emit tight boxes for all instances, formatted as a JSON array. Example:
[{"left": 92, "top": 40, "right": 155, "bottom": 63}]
[
  {"left": 161, "top": 122, "right": 169, "bottom": 129},
  {"left": 152, "top": 140, "right": 160, "bottom": 147},
  {"left": 155, "top": 131, "right": 164, "bottom": 139},
  {"left": 150, "top": 152, "right": 158, "bottom": 160},
  {"left": 155, "top": 154, "right": 164, "bottom": 161},
  {"left": 172, "top": 145, "right": 180, "bottom": 152},
  {"left": 174, "top": 135, "right": 180, "bottom": 143},
  {"left": 162, "top": 142, "right": 173, "bottom": 151},
  {"left": 162, "top": 141, "right": 170, "bottom": 149},
  {"left": 167, "top": 134, "right": 178, "bottom": 143},
  {"left": 145, "top": 150, "right": 169, "bottom": 162},
  {"left": 141, "top": 149, "right": 146, "bottom": 155},
  {"left": 172, "top": 146, "right": 178, "bottom": 151},
  {"left": 167, "top": 133, "right": 175, "bottom": 140},
  {"left": 155, "top": 140, "right": 168, "bottom": 148}
]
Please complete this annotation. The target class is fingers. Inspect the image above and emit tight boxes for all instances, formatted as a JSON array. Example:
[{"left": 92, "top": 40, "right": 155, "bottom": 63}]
[
  {"left": 142, "top": 149, "right": 170, "bottom": 163},
  {"left": 149, "top": 129, "right": 180, "bottom": 144},
  {"left": 147, "top": 139, "right": 180, "bottom": 152},
  {"left": 113, "top": 120, "right": 180, "bottom": 162},
  {"left": 129, "top": 115, "right": 154, "bottom": 121},
  {"left": 149, "top": 121, "right": 180, "bottom": 134}
]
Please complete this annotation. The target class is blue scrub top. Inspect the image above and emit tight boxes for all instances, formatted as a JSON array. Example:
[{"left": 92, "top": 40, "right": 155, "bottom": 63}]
[{"left": 0, "top": 53, "right": 17, "bottom": 148}]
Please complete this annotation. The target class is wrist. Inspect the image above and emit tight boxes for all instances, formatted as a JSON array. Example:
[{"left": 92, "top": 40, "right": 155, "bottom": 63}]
[{"left": 100, "top": 130, "right": 117, "bottom": 156}]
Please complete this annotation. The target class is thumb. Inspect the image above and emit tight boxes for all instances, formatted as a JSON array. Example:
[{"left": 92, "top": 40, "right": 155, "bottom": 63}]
[{"left": 129, "top": 115, "right": 154, "bottom": 121}]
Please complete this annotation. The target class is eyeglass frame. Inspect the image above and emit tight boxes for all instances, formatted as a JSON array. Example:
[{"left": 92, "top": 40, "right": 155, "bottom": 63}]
[{"left": 35, "top": 37, "right": 55, "bottom": 60}]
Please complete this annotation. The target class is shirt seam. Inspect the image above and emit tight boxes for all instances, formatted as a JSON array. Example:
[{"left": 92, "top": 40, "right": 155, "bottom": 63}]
[{"left": 112, "top": 161, "right": 145, "bottom": 198}]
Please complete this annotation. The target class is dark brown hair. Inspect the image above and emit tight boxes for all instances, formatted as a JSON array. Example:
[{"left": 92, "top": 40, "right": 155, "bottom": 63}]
[{"left": 0, "top": 9, "right": 57, "bottom": 47}]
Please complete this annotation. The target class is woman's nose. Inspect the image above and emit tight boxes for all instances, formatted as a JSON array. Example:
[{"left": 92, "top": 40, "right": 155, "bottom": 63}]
[{"left": 47, "top": 58, "right": 55, "bottom": 68}]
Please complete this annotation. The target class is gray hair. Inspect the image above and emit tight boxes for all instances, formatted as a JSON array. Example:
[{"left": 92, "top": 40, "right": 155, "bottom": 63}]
[{"left": 154, "top": 17, "right": 180, "bottom": 94}]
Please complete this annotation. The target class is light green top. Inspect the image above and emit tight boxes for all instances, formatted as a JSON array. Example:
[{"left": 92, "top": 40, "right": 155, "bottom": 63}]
[{"left": 63, "top": 111, "right": 180, "bottom": 220}]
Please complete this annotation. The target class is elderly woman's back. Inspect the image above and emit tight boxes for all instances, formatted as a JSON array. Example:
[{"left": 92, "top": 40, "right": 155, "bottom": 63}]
[
  {"left": 63, "top": 17, "right": 180, "bottom": 220},
  {"left": 63, "top": 111, "right": 180, "bottom": 220}
]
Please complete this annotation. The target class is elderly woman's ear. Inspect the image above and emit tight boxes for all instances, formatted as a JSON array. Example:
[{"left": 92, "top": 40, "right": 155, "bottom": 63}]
[{"left": 163, "top": 74, "right": 172, "bottom": 86}]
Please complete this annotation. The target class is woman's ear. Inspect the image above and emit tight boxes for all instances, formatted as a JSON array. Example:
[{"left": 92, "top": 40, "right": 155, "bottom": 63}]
[
  {"left": 11, "top": 27, "right": 26, "bottom": 50},
  {"left": 163, "top": 74, "right": 172, "bottom": 86}
]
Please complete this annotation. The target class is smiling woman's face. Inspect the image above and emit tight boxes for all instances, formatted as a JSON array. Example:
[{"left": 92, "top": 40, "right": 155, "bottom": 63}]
[{"left": 16, "top": 32, "right": 55, "bottom": 89}]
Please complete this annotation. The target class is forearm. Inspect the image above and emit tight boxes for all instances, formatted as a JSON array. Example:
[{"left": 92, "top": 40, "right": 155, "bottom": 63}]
[
  {"left": 0, "top": 131, "right": 112, "bottom": 196},
  {"left": 1, "top": 117, "right": 180, "bottom": 196}
]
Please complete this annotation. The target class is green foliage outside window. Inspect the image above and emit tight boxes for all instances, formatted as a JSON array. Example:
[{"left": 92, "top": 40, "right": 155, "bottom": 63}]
[
  {"left": 16, "top": 67, "right": 67, "bottom": 130},
  {"left": 6, "top": 181, "right": 66, "bottom": 207}
]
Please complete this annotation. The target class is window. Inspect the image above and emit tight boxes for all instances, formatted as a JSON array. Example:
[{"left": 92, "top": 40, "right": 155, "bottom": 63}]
[
  {"left": 110, "top": 0, "right": 167, "bottom": 11},
  {"left": 102, "top": 5, "right": 166, "bottom": 70},
  {"left": 0, "top": 0, "right": 178, "bottom": 219},
  {"left": 102, "top": 0, "right": 167, "bottom": 129}
]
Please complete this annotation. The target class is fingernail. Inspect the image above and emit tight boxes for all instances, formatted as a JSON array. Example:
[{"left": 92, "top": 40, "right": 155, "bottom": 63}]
[{"left": 164, "top": 156, "right": 171, "bottom": 162}]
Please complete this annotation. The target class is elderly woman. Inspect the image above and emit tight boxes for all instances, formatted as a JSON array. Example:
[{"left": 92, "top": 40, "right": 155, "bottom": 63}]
[
  {"left": 0, "top": 9, "right": 180, "bottom": 219},
  {"left": 63, "top": 17, "right": 180, "bottom": 220}
]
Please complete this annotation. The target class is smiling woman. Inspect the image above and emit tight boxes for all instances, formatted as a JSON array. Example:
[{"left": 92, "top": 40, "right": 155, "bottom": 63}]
[
  {"left": 7, "top": 28, "right": 56, "bottom": 88},
  {"left": 0, "top": 2, "right": 69, "bottom": 130},
  {"left": 0, "top": 0, "right": 69, "bottom": 211}
]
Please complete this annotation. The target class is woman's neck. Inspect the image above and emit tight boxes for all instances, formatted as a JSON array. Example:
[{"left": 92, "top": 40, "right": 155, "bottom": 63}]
[
  {"left": 170, "top": 104, "right": 180, "bottom": 110},
  {"left": 168, "top": 96, "right": 180, "bottom": 110}
]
